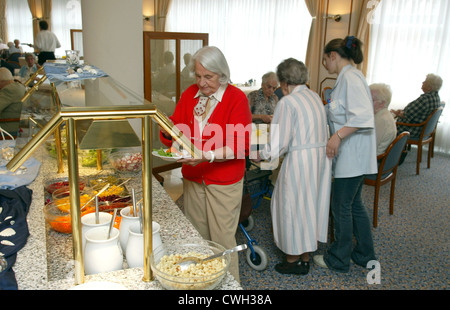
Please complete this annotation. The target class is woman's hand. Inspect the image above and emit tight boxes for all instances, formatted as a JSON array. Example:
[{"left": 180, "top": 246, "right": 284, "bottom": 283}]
[
  {"left": 178, "top": 151, "right": 210, "bottom": 166},
  {"left": 326, "top": 134, "right": 341, "bottom": 158},
  {"left": 327, "top": 127, "right": 358, "bottom": 158},
  {"left": 260, "top": 115, "right": 273, "bottom": 124}
]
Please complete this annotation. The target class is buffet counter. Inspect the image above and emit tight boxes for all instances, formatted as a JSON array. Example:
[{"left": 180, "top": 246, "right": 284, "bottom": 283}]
[{"left": 12, "top": 146, "right": 242, "bottom": 290}]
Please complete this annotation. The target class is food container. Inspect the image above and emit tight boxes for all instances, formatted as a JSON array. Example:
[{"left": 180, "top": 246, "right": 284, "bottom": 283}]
[
  {"left": 79, "top": 149, "right": 111, "bottom": 167},
  {"left": 119, "top": 206, "right": 139, "bottom": 252},
  {"left": 43, "top": 202, "right": 94, "bottom": 234},
  {"left": 150, "top": 238, "right": 230, "bottom": 290},
  {"left": 52, "top": 190, "right": 94, "bottom": 212},
  {"left": 109, "top": 151, "right": 142, "bottom": 174},
  {"left": 83, "top": 227, "right": 123, "bottom": 275},
  {"left": 88, "top": 175, "right": 122, "bottom": 190},
  {"left": 125, "top": 221, "right": 162, "bottom": 268},
  {"left": 45, "top": 178, "right": 86, "bottom": 194},
  {"left": 81, "top": 212, "right": 113, "bottom": 249}
]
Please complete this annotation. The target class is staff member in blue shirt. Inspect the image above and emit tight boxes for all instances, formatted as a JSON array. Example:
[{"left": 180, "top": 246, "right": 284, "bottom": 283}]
[{"left": 313, "top": 36, "right": 378, "bottom": 273}]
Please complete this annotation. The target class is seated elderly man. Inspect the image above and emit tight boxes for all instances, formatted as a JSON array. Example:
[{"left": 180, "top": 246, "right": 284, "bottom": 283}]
[
  {"left": 391, "top": 73, "right": 442, "bottom": 165},
  {"left": 370, "top": 83, "right": 397, "bottom": 155},
  {"left": 391, "top": 74, "right": 442, "bottom": 137},
  {"left": 0, "top": 68, "right": 26, "bottom": 136},
  {"left": 247, "top": 71, "right": 279, "bottom": 124}
]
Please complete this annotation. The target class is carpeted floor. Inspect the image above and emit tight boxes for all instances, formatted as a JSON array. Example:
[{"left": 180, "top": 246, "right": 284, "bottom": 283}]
[
  {"left": 175, "top": 147, "right": 449, "bottom": 290},
  {"left": 235, "top": 147, "right": 449, "bottom": 290}
]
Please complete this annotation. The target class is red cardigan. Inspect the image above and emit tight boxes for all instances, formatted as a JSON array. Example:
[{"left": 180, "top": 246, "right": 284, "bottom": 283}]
[{"left": 160, "top": 84, "right": 252, "bottom": 185}]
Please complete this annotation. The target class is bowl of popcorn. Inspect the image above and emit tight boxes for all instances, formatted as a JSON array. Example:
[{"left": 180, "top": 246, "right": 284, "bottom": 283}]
[
  {"left": 150, "top": 238, "right": 231, "bottom": 290},
  {"left": 109, "top": 151, "right": 142, "bottom": 174}
]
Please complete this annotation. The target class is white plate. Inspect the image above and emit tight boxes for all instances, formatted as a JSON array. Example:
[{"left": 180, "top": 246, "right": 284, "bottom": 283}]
[{"left": 152, "top": 149, "right": 183, "bottom": 162}]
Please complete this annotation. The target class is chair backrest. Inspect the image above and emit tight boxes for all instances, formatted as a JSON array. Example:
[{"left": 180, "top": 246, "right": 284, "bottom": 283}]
[
  {"left": 9, "top": 52, "right": 22, "bottom": 63},
  {"left": 379, "top": 131, "right": 410, "bottom": 175},
  {"left": 421, "top": 107, "right": 443, "bottom": 138}
]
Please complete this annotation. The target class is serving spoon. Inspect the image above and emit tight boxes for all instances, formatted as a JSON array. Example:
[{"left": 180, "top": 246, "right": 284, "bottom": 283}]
[{"left": 176, "top": 244, "right": 248, "bottom": 270}]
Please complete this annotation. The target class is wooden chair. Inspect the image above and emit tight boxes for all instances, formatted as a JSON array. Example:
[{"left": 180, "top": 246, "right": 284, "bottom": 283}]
[
  {"left": 364, "top": 131, "right": 410, "bottom": 227},
  {"left": 396, "top": 107, "right": 443, "bottom": 175}
]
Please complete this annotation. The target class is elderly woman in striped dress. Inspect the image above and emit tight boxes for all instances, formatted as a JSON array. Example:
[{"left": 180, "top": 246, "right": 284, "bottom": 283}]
[{"left": 254, "top": 58, "right": 332, "bottom": 275}]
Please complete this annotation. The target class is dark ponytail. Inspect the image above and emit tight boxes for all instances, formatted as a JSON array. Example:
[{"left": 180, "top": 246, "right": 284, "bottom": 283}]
[{"left": 324, "top": 36, "right": 364, "bottom": 65}]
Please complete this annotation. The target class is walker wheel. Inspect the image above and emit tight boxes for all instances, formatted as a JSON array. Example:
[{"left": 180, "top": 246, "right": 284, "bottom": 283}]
[
  {"left": 246, "top": 245, "right": 268, "bottom": 271},
  {"left": 241, "top": 215, "right": 254, "bottom": 232}
]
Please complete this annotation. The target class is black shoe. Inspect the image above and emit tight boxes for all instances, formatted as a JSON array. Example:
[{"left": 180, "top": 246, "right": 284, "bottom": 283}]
[{"left": 275, "top": 259, "right": 310, "bottom": 275}]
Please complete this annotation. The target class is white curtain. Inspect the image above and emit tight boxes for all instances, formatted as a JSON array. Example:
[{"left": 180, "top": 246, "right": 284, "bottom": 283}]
[
  {"left": 51, "top": 0, "right": 82, "bottom": 58},
  {"left": 6, "top": 0, "right": 82, "bottom": 57},
  {"left": 165, "top": 0, "right": 312, "bottom": 85},
  {"left": 6, "top": 0, "right": 34, "bottom": 53},
  {"left": 367, "top": 0, "right": 450, "bottom": 155}
]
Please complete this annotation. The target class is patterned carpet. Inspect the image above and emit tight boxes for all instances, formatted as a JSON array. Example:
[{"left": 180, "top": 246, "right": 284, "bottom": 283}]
[{"left": 175, "top": 147, "right": 449, "bottom": 290}]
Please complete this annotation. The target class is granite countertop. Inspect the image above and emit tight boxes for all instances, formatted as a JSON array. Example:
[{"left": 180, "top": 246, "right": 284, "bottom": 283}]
[{"left": 12, "top": 147, "right": 242, "bottom": 290}]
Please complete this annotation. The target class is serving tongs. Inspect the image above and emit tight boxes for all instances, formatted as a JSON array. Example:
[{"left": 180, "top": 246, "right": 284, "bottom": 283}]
[{"left": 176, "top": 244, "right": 248, "bottom": 270}]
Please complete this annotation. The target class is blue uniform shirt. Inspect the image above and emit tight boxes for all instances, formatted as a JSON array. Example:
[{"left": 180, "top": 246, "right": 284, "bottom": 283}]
[{"left": 327, "top": 65, "right": 377, "bottom": 178}]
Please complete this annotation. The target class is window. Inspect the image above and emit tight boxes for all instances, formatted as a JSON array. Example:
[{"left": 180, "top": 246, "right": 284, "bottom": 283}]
[
  {"left": 51, "top": 0, "right": 83, "bottom": 58},
  {"left": 5, "top": 0, "right": 34, "bottom": 54},
  {"left": 166, "top": 0, "right": 312, "bottom": 85},
  {"left": 367, "top": 0, "right": 450, "bottom": 154},
  {"left": 6, "top": 0, "right": 82, "bottom": 57}
]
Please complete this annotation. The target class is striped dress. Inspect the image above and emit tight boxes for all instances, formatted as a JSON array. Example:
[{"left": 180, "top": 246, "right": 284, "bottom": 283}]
[{"left": 260, "top": 85, "right": 332, "bottom": 255}]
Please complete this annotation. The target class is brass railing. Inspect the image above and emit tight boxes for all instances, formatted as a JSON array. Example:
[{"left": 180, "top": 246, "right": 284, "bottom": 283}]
[{"left": 7, "top": 106, "right": 200, "bottom": 285}]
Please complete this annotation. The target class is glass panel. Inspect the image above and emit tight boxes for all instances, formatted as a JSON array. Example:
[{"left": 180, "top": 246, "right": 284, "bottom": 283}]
[
  {"left": 71, "top": 31, "right": 84, "bottom": 58},
  {"left": 180, "top": 40, "right": 203, "bottom": 93},
  {"left": 15, "top": 62, "right": 151, "bottom": 154},
  {"left": 151, "top": 39, "right": 176, "bottom": 102}
]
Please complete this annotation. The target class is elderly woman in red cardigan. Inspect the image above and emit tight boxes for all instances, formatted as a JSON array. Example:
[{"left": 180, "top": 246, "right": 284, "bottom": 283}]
[{"left": 160, "top": 46, "right": 252, "bottom": 282}]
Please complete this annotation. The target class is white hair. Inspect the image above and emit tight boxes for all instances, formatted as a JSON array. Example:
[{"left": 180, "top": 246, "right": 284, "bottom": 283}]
[
  {"left": 0, "top": 67, "right": 13, "bottom": 81},
  {"left": 370, "top": 83, "right": 392, "bottom": 107},
  {"left": 425, "top": 74, "right": 443, "bottom": 92},
  {"left": 261, "top": 72, "right": 278, "bottom": 85},
  {"left": 189, "top": 46, "right": 230, "bottom": 85}
]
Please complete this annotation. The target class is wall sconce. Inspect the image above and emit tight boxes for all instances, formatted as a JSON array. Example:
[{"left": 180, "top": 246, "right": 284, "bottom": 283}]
[
  {"left": 143, "top": 15, "right": 152, "bottom": 22},
  {"left": 325, "top": 14, "right": 341, "bottom": 22}
]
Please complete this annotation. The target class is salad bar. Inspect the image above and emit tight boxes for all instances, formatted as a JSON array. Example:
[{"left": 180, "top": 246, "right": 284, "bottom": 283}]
[
  {"left": 5, "top": 62, "right": 238, "bottom": 289},
  {"left": 11, "top": 145, "right": 242, "bottom": 290}
]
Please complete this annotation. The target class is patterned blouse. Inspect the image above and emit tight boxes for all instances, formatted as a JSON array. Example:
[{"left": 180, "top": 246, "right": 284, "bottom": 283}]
[{"left": 247, "top": 89, "right": 278, "bottom": 122}]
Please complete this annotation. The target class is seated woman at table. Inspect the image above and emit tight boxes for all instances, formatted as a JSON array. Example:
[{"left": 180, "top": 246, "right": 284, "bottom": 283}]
[
  {"left": 19, "top": 53, "right": 40, "bottom": 85},
  {"left": 247, "top": 71, "right": 279, "bottom": 124}
]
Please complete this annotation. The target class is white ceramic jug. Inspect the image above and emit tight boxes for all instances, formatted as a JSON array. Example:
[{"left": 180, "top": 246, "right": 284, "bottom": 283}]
[
  {"left": 84, "top": 226, "right": 123, "bottom": 275},
  {"left": 81, "top": 212, "right": 112, "bottom": 249},
  {"left": 125, "top": 221, "right": 162, "bottom": 268},
  {"left": 119, "top": 206, "right": 139, "bottom": 252}
]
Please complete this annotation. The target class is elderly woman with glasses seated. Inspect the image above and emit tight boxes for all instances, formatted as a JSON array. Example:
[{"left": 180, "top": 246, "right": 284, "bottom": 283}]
[{"left": 247, "top": 71, "right": 279, "bottom": 124}]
